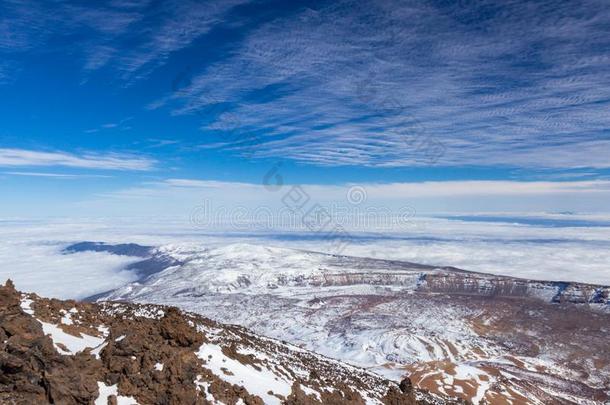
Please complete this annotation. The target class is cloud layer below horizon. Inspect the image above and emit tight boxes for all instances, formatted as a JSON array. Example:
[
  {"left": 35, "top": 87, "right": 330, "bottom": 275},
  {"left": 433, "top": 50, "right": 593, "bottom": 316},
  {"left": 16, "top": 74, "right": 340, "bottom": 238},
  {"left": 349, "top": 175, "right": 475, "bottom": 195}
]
[{"left": 1, "top": 217, "right": 609, "bottom": 300}]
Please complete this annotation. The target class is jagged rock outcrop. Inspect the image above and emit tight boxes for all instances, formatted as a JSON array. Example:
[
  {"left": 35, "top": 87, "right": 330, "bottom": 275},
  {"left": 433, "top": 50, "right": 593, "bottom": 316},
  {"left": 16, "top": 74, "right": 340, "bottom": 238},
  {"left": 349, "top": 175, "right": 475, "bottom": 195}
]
[{"left": 0, "top": 280, "right": 102, "bottom": 404}]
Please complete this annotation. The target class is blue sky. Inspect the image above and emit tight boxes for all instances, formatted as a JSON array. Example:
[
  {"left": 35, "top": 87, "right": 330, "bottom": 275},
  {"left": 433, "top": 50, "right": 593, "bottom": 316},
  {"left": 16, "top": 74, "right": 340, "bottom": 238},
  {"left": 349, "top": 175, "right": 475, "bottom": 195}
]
[{"left": 1, "top": 0, "right": 610, "bottom": 217}]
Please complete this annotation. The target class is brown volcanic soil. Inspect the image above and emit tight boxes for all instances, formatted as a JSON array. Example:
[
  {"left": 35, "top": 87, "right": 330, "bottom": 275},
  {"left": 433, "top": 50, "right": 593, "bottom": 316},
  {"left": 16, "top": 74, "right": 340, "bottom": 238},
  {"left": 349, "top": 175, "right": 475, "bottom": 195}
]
[
  {"left": 397, "top": 293, "right": 610, "bottom": 404},
  {"left": 0, "top": 280, "right": 463, "bottom": 405}
]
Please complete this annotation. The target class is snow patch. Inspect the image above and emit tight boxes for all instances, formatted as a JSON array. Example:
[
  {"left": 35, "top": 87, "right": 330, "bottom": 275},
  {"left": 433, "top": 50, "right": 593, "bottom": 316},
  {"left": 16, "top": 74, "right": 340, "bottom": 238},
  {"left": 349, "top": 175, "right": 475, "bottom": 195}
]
[
  {"left": 196, "top": 343, "right": 292, "bottom": 405},
  {"left": 194, "top": 377, "right": 220, "bottom": 404},
  {"left": 20, "top": 297, "right": 34, "bottom": 315},
  {"left": 39, "top": 321, "right": 105, "bottom": 356},
  {"left": 300, "top": 384, "right": 321, "bottom": 400},
  {"left": 95, "top": 382, "right": 139, "bottom": 405}
]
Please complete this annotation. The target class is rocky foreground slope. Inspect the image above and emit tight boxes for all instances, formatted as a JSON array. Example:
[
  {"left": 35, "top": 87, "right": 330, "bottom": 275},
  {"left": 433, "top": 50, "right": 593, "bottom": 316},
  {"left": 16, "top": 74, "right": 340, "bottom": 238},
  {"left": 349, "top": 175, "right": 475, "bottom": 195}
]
[
  {"left": 69, "top": 242, "right": 610, "bottom": 404},
  {"left": 0, "top": 280, "right": 459, "bottom": 405}
]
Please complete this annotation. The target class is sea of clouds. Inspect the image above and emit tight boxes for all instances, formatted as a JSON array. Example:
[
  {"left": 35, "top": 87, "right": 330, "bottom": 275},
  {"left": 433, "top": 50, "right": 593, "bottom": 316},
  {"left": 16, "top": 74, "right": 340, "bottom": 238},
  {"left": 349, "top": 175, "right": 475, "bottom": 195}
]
[{"left": 1, "top": 214, "right": 609, "bottom": 299}]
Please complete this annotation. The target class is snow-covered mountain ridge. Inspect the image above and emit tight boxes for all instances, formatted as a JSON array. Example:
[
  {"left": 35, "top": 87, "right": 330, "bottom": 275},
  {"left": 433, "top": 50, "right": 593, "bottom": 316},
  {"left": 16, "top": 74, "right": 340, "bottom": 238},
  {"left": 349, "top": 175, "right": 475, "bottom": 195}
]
[
  {"left": 66, "top": 242, "right": 610, "bottom": 404},
  {"left": 80, "top": 242, "right": 609, "bottom": 308}
]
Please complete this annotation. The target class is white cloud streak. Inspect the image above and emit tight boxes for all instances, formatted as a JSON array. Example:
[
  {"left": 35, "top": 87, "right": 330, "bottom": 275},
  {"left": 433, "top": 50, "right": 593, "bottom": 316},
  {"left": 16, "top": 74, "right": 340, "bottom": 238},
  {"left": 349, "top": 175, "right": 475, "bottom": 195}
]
[
  {"left": 0, "top": 149, "right": 155, "bottom": 171},
  {"left": 3, "top": 171, "right": 113, "bottom": 179}
]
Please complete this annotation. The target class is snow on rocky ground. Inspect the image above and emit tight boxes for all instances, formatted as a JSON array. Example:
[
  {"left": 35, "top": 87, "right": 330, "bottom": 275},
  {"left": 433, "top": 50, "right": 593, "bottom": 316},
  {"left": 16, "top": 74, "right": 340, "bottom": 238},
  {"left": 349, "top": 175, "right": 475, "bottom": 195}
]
[
  {"left": 20, "top": 297, "right": 107, "bottom": 357},
  {"left": 5, "top": 282, "right": 448, "bottom": 405},
  {"left": 196, "top": 342, "right": 292, "bottom": 405},
  {"left": 94, "top": 242, "right": 610, "bottom": 404},
  {"left": 95, "top": 382, "right": 139, "bottom": 405}
]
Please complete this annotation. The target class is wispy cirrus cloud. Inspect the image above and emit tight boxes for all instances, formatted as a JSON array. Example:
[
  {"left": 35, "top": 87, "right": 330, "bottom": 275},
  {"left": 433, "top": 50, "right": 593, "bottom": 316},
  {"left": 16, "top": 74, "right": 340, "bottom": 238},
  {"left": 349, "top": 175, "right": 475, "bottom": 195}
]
[
  {"left": 0, "top": 0, "right": 250, "bottom": 82},
  {"left": 157, "top": 0, "right": 610, "bottom": 169},
  {"left": 84, "top": 117, "right": 133, "bottom": 133},
  {"left": 3, "top": 171, "right": 113, "bottom": 179},
  {"left": 0, "top": 61, "right": 15, "bottom": 83},
  {"left": 0, "top": 0, "right": 146, "bottom": 83},
  {"left": 0, "top": 0, "right": 144, "bottom": 52},
  {"left": 0, "top": 149, "right": 155, "bottom": 171},
  {"left": 3, "top": 0, "right": 609, "bottom": 171},
  {"left": 102, "top": 0, "right": 251, "bottom": 79}
]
